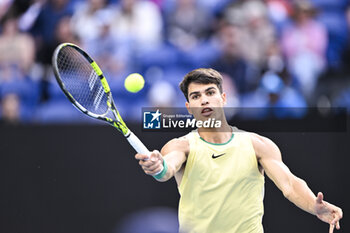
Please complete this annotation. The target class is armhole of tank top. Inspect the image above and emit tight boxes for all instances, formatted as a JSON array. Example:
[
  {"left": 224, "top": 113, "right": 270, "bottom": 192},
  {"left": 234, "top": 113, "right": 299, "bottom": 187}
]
[
  {"left": 178, "top": 131, "right": 196, "bottom": 194},
  {"left": 245, "top": 132, "right": 264, "bottom": 178}
]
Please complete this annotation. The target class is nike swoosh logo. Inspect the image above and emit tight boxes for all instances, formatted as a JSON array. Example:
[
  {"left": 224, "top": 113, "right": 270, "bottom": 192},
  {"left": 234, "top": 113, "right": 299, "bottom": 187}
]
[{"left": 212, "top": 153, "right": 226, "bottom": 159}]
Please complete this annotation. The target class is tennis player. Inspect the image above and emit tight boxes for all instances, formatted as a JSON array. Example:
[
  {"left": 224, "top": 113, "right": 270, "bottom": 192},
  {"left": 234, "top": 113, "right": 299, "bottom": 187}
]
[{"left": 135, "top": 68, "right": 343, "bottom": 233}]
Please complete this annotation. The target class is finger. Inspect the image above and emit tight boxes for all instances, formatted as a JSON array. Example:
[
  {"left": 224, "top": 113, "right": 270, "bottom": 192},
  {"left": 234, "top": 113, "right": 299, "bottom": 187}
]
[
  {"left": 139, "top": 160, "right": 146, "bottom": 166},
  {"left": 336, "top": 221, "right": 340, "bottom": 230},
  {"left": 135, "top": 153, "right": 149, "bottom": 160},
  {"left": 139, "top": 159, "right": 156, "bottom": 168},
  {"left": 145, "top": 160, "right": 162, "bottom": 172},
  {"left": 332, "top": 216, "right": 339, "bottom": 225},
  {"left": 329, "top": 223, "right": 334, "bottom": 233},
  {"left": 149, "top": 150, "right": 162, "bottom": 162},
  {"left": 339, "top": 208, "right": 343, "bottom": 219},
  {"left": 332, "top": 215, "right": 341, "bottom": 230},
  {"left": 145, "top": 170, "right": 155, "bottom": 175},
  {"left": 145, "top": 166, "right": 163, "bottom": 175},
  {"left": 332, "top": 210, "right": 343, "bottom": 224},
  {"left": 316, "top": 192, "right": 324, "bottom": 204},
  {"left": 143, "top": 160, "right": 161, "bottom": 172}
]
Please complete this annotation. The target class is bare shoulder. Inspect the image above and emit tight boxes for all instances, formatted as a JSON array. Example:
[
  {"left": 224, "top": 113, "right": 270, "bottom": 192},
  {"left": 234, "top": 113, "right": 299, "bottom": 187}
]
[
  {"left": 161, "top": 137, "right": 190, "bottom": 156},
  {"left": 248, "top": 132, "right": 281, "bottom": 160},
  {"left": 249, "top": 132, "right": 272, "bottom": 148}
]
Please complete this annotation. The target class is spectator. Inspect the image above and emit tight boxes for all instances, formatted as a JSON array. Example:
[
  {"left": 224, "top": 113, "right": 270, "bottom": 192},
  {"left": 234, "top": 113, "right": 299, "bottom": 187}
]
[
  {"left": 0, "top": 15, "right": 35, "bottom": 73},
  {"left": 165, "top": 0, "right": 213, "bottom": 52},
  {"left": 265, "top": 0, "right": 292, "bottom": 35},
  {"left": 110, "top": 0, "right": 163, "bottom": 53},
  {"left": 0, "top": 65, "right": 39, "bottom": 123},
  {"left": 29, "top": 0, "right": 73, "bottom": 102},
  {"left": 211, "top": 21, "right": 259, "bottom": 95},
  {"left": 84, "top": 15, "right": 129, "bottom": 80},
  {"left": 0, "top": 12, "right": 39, "bottom": 123},
  {"left": 239, "top": 0, "right": 277, "bottom": 68},
  {"left": 311, "top": 0, "right": 349, "bottom": 71},
  {"left": 280, "top": 0, "right": 327, "bottom": 100},
  {"left": 148, "top": 81, "right": 177, "bottom": 107},
  {"left": 197, "top": 0, "right": 233, "bottom": 15},
  {"left": 70, "top": 0, "right": 113, "bottom": 45},
  {"left": 71, "top": 0, "right": 130, "bottom": 80},
  {"left": 240, "top": 71, "right": 307, "bottom": 119},
  {"left": 0, "top": 0, "right": 14, "bottom": 21},
  {"left": 30, "top": 0, "right": 73, "bottom": 66},
  {"left": 54, "top": 16, "right": 79, "bottom": 46},
  {"left": 0, "top": 93, "right": 20, "bottom": 124}
]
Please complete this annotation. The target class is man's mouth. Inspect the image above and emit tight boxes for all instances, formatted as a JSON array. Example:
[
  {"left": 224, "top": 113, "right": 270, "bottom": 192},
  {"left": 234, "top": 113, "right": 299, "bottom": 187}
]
[{"left": 201, "top": 107, "right": 213, "bottom": 117}]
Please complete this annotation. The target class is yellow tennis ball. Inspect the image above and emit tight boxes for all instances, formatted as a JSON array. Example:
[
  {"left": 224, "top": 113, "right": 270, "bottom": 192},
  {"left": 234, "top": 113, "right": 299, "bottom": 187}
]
[{"left": 124, "top": 73, "right": 145, "bottom": 93}]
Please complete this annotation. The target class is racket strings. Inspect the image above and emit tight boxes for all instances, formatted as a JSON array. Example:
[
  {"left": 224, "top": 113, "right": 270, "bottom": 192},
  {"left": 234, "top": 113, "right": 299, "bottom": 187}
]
[{"left": 56, "top": 46, "right": 109, "bottom": 115}]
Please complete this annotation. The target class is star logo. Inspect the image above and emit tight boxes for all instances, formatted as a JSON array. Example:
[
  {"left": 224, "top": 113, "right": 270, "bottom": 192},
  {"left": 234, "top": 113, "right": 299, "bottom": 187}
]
[
  {"left": 143, "top": 109, "right": 162, "bottom": 129},
  {"left": 151, "top": 109, "right": 162, "bottom": 122}
]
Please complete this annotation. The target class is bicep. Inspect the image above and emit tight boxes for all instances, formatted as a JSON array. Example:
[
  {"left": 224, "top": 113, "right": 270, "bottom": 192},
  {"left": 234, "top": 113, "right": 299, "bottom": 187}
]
[{"left": 253, "top": 134, "right": 295, "bottom": 196}]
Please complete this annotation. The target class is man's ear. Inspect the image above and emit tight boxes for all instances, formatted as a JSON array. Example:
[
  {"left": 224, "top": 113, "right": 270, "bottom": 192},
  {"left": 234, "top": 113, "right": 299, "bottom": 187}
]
[
  {"left": 185, "top": 101, "right": 192, "bottom": 114},
  {"left": 222, "top": 92, "right": 227, "bottom": 105}
]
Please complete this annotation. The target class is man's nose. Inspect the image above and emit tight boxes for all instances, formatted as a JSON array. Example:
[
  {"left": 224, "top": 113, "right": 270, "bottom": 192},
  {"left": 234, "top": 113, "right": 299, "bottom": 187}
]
[{"left": 201, "top": 96, "right": 209, "bottom": 106}]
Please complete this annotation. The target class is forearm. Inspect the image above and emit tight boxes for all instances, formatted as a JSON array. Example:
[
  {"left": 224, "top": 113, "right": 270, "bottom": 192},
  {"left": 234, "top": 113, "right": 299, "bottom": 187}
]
[
  {"left": 154, "top": 152, "right": 186, "bottom": 182},
  {"left": 284, "top": 176, "right": 317, "bottom": 215}
]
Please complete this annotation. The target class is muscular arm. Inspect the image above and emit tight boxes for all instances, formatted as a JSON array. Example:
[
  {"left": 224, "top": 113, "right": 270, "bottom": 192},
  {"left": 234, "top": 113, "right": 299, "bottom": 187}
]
[
  {"left": 250, "top": 133, "right": 342, "bottom": 231},
  {"left": 135, "top": 138, "right": 188, "bottom": 182},
  {"left": 251, "top": 133, "right": 316, "bottom": 213}
]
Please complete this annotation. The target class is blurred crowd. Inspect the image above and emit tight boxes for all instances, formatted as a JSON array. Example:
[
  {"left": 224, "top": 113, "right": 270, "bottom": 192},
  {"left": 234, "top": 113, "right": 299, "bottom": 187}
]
[{"left": 0, "top": 0, "right": 350, "bottom": 124}]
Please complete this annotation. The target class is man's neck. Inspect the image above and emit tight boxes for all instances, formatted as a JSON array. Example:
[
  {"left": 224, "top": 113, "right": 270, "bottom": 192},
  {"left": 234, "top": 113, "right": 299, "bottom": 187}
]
[{"left": 198, "top": 122, "right": 232, "bottom": 144}]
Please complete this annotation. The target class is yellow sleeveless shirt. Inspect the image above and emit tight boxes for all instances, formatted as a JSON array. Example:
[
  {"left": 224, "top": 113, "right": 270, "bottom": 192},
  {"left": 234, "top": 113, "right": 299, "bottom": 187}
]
[{"left": 178, "top": 128, "right": 265, "bottom": 233}]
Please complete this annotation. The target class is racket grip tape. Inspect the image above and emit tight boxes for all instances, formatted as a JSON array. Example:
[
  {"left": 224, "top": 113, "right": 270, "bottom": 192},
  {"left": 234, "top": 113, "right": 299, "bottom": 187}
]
[
  {"left": 126, "top": 131, "right": 150, "bottom": 155},
  {"left": 126, "top": 131, "right": 164, "bottom": 176}
]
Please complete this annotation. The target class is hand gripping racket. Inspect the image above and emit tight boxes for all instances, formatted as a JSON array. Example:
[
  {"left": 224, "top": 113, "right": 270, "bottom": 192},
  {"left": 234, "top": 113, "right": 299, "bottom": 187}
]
[{"left": 52, "top": 43, "right": 161, "bottom": 173}]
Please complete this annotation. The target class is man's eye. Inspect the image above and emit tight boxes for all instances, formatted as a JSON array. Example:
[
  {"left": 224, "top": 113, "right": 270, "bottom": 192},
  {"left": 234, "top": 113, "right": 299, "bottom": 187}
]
[
  {"left": 192, "top": 95, "right": 199, "bottom": 99},
  {"left": 207, "top": 91, "right": 215, "bottom": 96}
]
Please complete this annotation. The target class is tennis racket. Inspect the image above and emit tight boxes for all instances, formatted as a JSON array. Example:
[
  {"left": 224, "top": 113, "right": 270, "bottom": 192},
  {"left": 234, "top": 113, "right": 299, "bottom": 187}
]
[{"left": 52, "top": 43, "right": 159, "bottom": 169}]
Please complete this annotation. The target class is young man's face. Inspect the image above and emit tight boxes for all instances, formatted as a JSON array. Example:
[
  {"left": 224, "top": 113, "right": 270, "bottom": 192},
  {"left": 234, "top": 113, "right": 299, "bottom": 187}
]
[{"left": 185, "top": 83, "right": 226, "bottom": 121}]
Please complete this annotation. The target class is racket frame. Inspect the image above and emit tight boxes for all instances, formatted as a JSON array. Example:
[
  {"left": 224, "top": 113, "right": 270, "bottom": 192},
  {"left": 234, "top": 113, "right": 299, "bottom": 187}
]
[
  {"left": 52, "top": 43, "right": 162, "bottom": 172},
  {"left": 52, "top": 43, "right": 129, "bottom": 136}
]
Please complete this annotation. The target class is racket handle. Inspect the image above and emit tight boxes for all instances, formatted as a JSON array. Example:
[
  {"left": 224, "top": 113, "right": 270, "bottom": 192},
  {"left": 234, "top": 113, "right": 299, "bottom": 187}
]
[
  {"left": 126, "top": 131, "right": 150, "bottom": 155},
  {"left": 126, "top": 131, "right": 163, "bottom": 176}
]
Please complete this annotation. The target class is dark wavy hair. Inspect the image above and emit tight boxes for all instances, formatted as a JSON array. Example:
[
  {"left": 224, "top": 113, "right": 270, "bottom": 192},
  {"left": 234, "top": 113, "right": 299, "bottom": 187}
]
[{"left": 179, "top": 68, "right": 223, "bottom": 101}]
